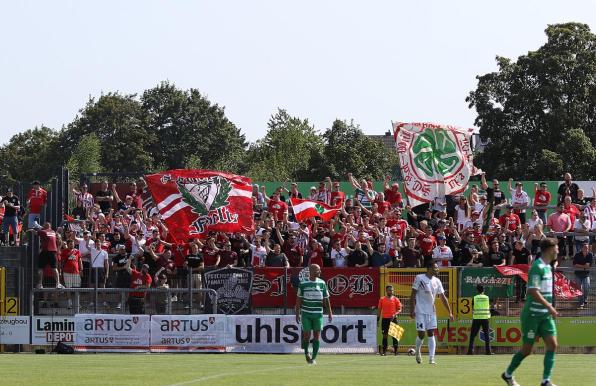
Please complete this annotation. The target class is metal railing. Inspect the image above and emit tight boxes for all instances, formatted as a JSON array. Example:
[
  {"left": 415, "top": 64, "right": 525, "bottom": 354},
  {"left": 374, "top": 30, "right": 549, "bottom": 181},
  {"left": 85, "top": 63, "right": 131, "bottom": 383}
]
[{"left": 32, "top": 288, "right": 218, "bottom": 316}]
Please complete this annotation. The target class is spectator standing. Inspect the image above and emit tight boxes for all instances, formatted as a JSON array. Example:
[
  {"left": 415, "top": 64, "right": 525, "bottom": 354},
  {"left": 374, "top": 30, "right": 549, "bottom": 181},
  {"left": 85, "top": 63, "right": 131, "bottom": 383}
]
[
  {"left": 546, "top": 203, "right": 572, "bottom": 263},
  {"left": 557, "top": 173, "right": 579, "bottom": 204},
  {"left": 72, "top": 184, "right": 94, "bottom": 219},
  {"left": 95, "top": 181, "right": 114, "bottom": 214},
  {"left": 218, "top": 242, "right": 238, "bottom": 267},
  {"left": 29, "top": 222, "right": 62, "bottom": 289},
  {"left": 527, "top": 210, "right": 544, "bottom": 234},
  {"left": 509, "top": 180, "right": 529, "bottom": 224},
  {"left": 383, "top": 177, "right": 403, "bottom": 209},
  {"left": 348, "top": 173, "right": 375, "bottom": 209},
  {"left": 1, "top": 188, "right": 20, "bottom": 246},
  {"left": 533, "top": 182, "right": 552, "bottom": 224},
  {"left": 481, "top": 174, "right": 506, "bottom": 218},
  {"left": 345, "top": 238, "right": 369, "bottom": 267},
  {"left": 401, "top": 237, "right": 422, "bottom": 268},
  {"left": 27, "top": 181, "right": 47, "bottom": 229},
  {"left": 573, "top": 212, "right": 591, "bottom": 253},
  {"left": 315, "top": 180, "right": 331, "bottom": 204},
  {"left": 330, "top": 239, "right": 349, "bottom": 268},
  {"left": 432, "top": 235, "right": 453, "bottom": 267},
  {"left": 265, "top": 243, "right": 290, "bottom": 268},
  {"left": 368, "top": 241, "right": 393, "bottom": 268},
  {"left": 88, "top": 233, "right": 110, "bottom": 306},
  {"left": 111, "top": 245, "right": 131, "bottom": 309},
  {"left": 60, "top": 238, "right": 82, "bottom": 308},
  {"left": 330, "top": 181, "right": 346, "bottom": 207},
  {"left": 267, "top": 192, "right": 288, "bottom": 221},
  {"left": 573, "top": 243, "right": 592, "bottom": 309},
  {"left": 127, "top": 262, "right": 152, "bottom": 314}
]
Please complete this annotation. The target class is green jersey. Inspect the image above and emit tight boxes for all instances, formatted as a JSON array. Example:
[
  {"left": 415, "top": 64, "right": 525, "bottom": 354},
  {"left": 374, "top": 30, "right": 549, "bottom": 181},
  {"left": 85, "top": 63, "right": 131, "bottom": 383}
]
[
  {"left": 523, "top": 258, "right": 553, "bottom": 317},
  {"left": 297, "top": 278, "right": 329, "bottom": 317}
]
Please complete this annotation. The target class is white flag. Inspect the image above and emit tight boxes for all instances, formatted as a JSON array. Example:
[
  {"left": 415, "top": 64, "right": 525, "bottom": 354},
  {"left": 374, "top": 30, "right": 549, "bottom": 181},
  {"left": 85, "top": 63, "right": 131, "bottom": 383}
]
[{"left": 392, "top": 122, "right": 482, "bottom": 207}]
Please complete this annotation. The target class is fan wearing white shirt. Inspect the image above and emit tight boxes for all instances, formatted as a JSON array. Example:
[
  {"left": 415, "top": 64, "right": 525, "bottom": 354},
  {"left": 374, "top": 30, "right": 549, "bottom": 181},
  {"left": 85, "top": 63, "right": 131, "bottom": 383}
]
[
  {"left": 509, "top": 179, "right": 530, "bottom": 224},
  {"left": 330, "top": 239, "right": 349, "bottom": 268},
  {"left": 432, "top": 236, "right": 453, "bottom": 267},
  {"left": 410, "top": 262, "right": 454, "bottom": 365}
]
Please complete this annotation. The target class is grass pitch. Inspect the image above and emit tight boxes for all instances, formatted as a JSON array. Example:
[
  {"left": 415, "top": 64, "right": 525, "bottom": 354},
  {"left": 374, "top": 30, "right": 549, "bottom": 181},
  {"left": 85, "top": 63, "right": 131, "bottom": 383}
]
[{"left": 0, "top": 353, "right": 593, "bottom": 385}]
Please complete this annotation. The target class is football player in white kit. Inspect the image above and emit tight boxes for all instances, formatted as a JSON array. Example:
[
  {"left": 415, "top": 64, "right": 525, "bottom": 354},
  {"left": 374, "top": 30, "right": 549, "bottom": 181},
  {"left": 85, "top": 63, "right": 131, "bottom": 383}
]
[{"left": 410, "top": 261, "right": 454, "bottom": 364}]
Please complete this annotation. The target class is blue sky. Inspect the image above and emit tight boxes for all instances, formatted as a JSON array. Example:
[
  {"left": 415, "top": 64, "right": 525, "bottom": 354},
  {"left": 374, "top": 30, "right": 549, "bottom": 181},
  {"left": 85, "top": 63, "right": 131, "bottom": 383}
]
[{"left": 1, "top": 0, "right": 595, "bottom": 145}]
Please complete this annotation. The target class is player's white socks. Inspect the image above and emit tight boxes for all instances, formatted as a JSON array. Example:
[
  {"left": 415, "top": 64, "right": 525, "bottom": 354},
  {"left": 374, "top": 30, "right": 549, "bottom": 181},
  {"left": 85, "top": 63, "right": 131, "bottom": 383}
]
[
  {"left": 428, "top": 336, "right": 436, "bottom": 358},
  {"left": 415, "top": 336, "right": 423, "bottom": 353}
]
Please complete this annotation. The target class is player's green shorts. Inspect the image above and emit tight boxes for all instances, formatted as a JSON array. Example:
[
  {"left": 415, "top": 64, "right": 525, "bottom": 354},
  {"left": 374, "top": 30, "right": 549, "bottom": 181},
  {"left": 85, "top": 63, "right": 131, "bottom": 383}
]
[
  {"left": 301, "top": 313, "right": 324, "bottom": 331},
  {"left": 521, "top": 312, "right": 557, "bottom": 345}
]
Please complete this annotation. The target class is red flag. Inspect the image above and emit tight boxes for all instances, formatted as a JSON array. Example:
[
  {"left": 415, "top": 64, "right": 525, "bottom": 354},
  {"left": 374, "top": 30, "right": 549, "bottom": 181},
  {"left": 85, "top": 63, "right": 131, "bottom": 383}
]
[
  {"left": 64, "top": 213, "right": 76, "bottom": 222},
  {"left": 290, "top": 198, "right": 340, "bottom": 222},
  {"left": 144, "top": 170, "right": 254, "bottom": 241},
  {"left": 554, "top": 271, "right": 583, "bottom": 300},
  {"left": 495, "top": 264, "right": 583, "bottom": 300}
]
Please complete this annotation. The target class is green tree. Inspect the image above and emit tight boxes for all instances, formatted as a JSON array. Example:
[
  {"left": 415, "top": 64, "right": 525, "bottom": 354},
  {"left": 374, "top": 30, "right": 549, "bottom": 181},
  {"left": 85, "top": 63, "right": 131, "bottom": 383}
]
[
  {"left": 59, "top": 93, "right": 154, "bottom": 173},
  {"left": 245, "top": 109, "right": 323, "bottom": 181},
  {"left": 467, "top": 22, "right": 596, "bottom": 179},
  {"left": 66, "top": 133, "right": 103, "bottom": 178},
  {"left": 0, "top": 126, "right": 61, "bottom": 184},
  {"left": 142, "top": 81, "right": 246, "bottom": 172},
  {"left": 317, "top": 119, "right": 396, "bottom": 180}
]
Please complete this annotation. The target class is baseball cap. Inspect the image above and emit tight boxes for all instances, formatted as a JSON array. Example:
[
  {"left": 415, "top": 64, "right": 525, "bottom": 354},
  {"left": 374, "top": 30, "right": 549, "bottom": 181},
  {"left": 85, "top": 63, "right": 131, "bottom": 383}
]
[
  {"left": 506, "top": 204, "right": 513, "bottom": 209},
  {"left": 437, "top": 235, "right": 446, "bottom": 241},
  {"left": 472, "top": 211, "right": 480, "bottom": 215},
  {"left": 142, "top": 264, "right": 150, "bottom": 270}
]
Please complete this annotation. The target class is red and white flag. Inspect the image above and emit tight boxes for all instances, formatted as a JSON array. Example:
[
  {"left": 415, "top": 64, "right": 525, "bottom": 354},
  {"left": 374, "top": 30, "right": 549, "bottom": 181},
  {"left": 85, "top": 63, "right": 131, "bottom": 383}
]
[
  {"left": 290, "top": 198, "right": 340, "bottom": 222},
  {"left": 392, "top": 122, "right": 482, "bottom": 207},
  {"left": 144, "top": 170, "right": 254, "bottom": 241}
]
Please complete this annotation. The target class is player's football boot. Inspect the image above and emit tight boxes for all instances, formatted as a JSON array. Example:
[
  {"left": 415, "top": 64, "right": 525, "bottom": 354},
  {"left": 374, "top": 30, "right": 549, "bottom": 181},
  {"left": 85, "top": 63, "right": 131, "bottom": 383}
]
[
  {"left": 540, "top": 381, "right": 557, "bottom": 386},
  {"left": 429, "top": 357, "right": 436, "bottom": 365},
  {"left": 305, "top": 353, "right": 313, "bottom": 364},
  {"left": 415, "top": 349, "right": 421, "bottom": 364},
  {"left": 501, "top": 372, "right": 520, "bottom": 386}
]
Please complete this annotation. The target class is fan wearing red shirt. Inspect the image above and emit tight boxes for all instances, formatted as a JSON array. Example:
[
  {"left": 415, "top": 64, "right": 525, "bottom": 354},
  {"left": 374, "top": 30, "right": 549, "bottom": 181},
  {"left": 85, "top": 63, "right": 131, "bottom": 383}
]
[
  {"left": 218, "top": 242, "right": 238, "bottom": 267},
  {"left": 384, "top": 177, "right": 403, "bottom": 208},
  {"left": 375, "top": 192, "right": 391, "bottom": 215},
  {"left": 533, "top": 182, "right": 552, "bottom": 223},
  {"left": 267, "top": 193, "right": 288, "bottom": 221},
  {"left": 30, "top": 222, "right": 62, "bottom": 288},
  {"left": 498, "top": 206, "right": 521, "bottom": 233},
  {"left": 61, "top": 239, "right": 83, "bottom": 288},
  {"left": 563, "top": 196, "right": 580, "bottom": 224},
  {"left": 417, "top": 227, "right": 437, "bottom": 264},
  {"left": 202, "top": 237, "right": 221, "bottom": 268},
  {"left": 330, "top": 181, "right": 346, "bottom": 207},
  {"left": 27, "top": 181, "right": 47, "bottom": 229},
  {"left": 127, "top": 263, "right": 152, "bottom": 314},
  {"left": 279, "top": 230, "right": 304, "bottom": 267}
]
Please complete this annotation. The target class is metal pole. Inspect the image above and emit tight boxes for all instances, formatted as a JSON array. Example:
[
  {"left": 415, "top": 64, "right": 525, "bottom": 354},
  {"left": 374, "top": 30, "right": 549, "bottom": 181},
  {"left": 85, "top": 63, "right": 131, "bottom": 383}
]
[
  {"left": 283, "top": 266, "right": 288, "bottom": 315},
  {"left": 188, "top": 273, "right": 192, "bottom": 315},
  {"left": 94, "top": 268, "right": 98, "bottom": 313}
]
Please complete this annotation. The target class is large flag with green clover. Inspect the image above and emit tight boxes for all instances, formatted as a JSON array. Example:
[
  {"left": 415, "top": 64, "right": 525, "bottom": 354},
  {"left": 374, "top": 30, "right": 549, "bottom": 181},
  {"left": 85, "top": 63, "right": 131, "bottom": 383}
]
[
  {"left": 392, "top": 122, "right": 482, "bottom": 207},
  {"left": 290, "top": 198, "right": 341, "bottom": 222}
]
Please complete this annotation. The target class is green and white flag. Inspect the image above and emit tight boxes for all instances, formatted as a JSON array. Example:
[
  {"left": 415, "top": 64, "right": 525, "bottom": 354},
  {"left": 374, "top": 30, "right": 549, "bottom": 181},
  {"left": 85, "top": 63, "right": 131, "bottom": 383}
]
[{"left": 392, "top": 122, "right": 482, "bottom": 207}]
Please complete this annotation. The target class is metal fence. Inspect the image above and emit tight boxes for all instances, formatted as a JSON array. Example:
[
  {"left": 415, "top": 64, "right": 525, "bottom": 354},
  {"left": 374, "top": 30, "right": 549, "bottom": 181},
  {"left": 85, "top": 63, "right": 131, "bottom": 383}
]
[{"left": 33, "top": 288, "right": 218, "bottom": 316}]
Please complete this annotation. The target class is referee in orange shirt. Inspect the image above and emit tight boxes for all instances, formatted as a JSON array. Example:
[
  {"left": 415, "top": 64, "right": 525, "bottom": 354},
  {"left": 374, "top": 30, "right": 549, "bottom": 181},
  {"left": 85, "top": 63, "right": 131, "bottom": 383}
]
[{"left": 378, "top": 285, "right": 402, "bottom": 356}]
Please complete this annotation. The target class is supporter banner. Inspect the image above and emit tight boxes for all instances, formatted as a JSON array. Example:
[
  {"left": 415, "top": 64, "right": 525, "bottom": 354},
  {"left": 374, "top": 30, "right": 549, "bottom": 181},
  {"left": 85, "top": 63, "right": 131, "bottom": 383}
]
[
  {"left": 290, "top": 198, "right": 340, "bottom": 222},
  {"left": 251, "top": 268, "right": 379, "bottom": 308},
  {"left": 392, "top": 122, "right": 482, "bottom": 207},
  {"left": 204, "top": 267, "right": 253, "bottom": 314},
  {"left": 74, "top": 314, "right": 151, "bottom": 352},
  {"left": 0, "top": 316, "right": 30, "bottom": 344},
  {"left": 227, "top": 315, "right": 376, "bottom": 353},
  {"left": 460, "top": 267, "right": 514, "bottom": 298},
  {"left": 144, "top": 169, "right": 254, "bottom": 241},
  {"left": 150, "top": 315, "right": 226, "bottom": 352},
  {"left": 391, "top": 317, "right": 596, "bottom": 347},
  {"left": 495, "top": 265, "right": 583, "bottom": 300},
  {"left": 32, "top": 316, "right": 75, "bottom": 345}
]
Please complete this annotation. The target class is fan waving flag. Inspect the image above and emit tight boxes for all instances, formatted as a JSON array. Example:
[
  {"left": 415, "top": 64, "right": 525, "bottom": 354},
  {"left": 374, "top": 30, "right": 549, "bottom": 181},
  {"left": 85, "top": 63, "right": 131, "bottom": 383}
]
[
  {"left": 393, "top": 122, "right": 482, "bottom": 207},
  {"left": 290, "top": 198, "right": 340, "bottom": 222},
  {"left": 144, "top": 170, "right": 254, "bottom": 241}
]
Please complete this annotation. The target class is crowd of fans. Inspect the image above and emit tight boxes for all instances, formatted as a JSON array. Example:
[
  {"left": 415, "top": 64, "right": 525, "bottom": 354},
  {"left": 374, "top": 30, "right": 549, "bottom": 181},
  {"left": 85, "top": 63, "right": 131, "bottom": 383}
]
[{"left": 1, "top": 172, "right": 595, "bottom": 312}]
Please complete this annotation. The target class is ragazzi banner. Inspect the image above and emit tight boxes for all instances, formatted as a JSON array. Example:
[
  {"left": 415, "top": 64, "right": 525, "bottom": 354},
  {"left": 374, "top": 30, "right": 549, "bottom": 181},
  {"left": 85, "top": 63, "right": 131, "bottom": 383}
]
[
  {"left": 150, "top": 315, "right": 226, "bottom": 352},
  {"left": 392, "top": 317, "right": 596, "bottom": 347},
  {"left": 460, "top": 267, "right": 514, "bottom": 298},
  {"left": 251, "top": 267, "right": 379, "bottom": 308},
  {"left": 74, "top": 314, "right": 151, "bottom": 352},
  {"left": 227, "top": 315, "right": 377, "bottom": 353}
]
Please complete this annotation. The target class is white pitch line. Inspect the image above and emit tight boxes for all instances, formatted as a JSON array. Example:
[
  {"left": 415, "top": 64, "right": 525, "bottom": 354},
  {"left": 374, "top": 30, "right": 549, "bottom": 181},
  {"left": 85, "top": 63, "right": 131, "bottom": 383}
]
[{"left": 165, "top": 357, "right": 363, "bottom": 386}]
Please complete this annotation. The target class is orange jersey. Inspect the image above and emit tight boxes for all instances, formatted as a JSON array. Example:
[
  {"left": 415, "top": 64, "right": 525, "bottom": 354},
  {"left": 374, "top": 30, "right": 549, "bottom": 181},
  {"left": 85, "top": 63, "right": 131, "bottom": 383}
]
[{"left": 378, "top": 296, "right": 402, "bottom": 318}]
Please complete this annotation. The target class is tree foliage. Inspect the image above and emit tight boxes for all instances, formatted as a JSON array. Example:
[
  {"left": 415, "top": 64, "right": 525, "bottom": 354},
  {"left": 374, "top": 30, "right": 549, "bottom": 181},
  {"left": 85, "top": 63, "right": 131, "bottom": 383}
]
[
  {"left": 467, "top": 22, "right": 596, "bottom": 179},
  {"left": 142, "top": 81, "right": 247, "bottom": 172},
  {"left": 66, "top": 133, "right": 103, "bottom": 177},
  {"left": 60, "top": 93, "right": 154, "bottom": 173},
  {"left": 0, "top": 126, "right": 61, "bottom": 183},
  {"left": 245, "top": 109, "right": 323, "bottom": 181},
  {"left": 318, "top": 119, "right": 397, "bottom": 180}
]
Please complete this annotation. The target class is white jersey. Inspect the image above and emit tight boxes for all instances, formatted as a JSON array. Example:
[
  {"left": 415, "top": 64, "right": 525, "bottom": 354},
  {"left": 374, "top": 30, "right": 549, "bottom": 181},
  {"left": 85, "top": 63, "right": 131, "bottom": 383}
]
[
  {"left": 432, "top": 246, "right": 453, "bottom": 267},
  {"left": 412, "top": 274, "right": 445, "bottom": 315}
]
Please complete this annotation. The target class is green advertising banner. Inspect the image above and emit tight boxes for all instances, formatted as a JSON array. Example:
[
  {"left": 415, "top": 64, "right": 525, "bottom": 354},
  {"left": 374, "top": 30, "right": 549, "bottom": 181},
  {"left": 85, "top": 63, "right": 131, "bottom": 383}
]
[
  {"left": 460, "top": 267, "right": 515, "bottom": 298},
  {"left": 383, "top": 317, "right": 596, "bottom": 347}
]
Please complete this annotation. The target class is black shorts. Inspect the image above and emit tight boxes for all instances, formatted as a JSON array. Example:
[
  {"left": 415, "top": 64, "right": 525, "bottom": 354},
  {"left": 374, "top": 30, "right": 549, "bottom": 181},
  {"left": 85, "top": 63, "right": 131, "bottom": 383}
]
[
  {"left": 381, "top": 318, "right": 394, "bottom": 335},
  {"left": 39, "top": 251, "right": 57, "bottom": 269}
]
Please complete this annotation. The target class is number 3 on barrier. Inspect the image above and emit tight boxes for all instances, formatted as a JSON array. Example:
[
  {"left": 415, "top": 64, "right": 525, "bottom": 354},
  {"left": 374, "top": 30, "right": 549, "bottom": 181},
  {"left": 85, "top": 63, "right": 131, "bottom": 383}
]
[{"left": 458, "top": 297, "right": 472, "bottom": 318}]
